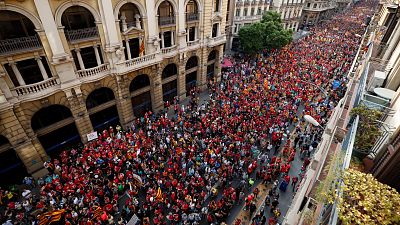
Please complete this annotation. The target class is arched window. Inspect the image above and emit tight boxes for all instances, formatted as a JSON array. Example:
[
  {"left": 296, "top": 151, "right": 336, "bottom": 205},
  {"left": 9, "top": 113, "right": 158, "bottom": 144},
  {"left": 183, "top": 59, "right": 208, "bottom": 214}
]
[
  {"left": 0, "top": 11, "right": 36, "bottom": 39},
  {"left": 208, "top": 50, "right": 217, "bottom": 61},
  {"left": 185, "top": 56, "right": 198, "bottom": 70},
  {"left": 158, "top": 1, "right": 174, "bottom": 17},
  {"left": 31, "top": 105, "right": 73, "bottom": 130},
  {"left": 129, "top": 74, "right": 150, "bottom": 92},
  {"left": 162, "top": 64, "right": 178, "bottom": 79},
  {"left": 86, "top": 87, "right": 115, "bottom": 109},
  {"left": 186, "top": 0, "right": 198, "bottom": 14},
  {"left": 61, "top": 6, "right": 96, "bottom": 30}
]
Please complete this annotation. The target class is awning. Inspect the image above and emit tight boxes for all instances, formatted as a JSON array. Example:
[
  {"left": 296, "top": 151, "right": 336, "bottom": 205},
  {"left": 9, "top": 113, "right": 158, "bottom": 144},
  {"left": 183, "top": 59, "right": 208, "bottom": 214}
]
[{"left": 221, "top": 58, "right": 233, "bottom": 68}]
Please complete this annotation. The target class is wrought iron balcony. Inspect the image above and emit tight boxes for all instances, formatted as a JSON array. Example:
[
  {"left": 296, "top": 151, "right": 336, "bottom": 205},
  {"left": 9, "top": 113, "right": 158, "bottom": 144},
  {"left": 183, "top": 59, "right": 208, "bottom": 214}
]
[
  {"left": 159, "top": 16, "right": 176, "bottom": 26},
  {"left": 65, "top": 27, "right": 99, "bottom": 43},
  {"left": 0, "top": 35, "right": 42, "bottom": 55},
  {"left": 186, "top": 13, "right": 199, "bottom": 22}
]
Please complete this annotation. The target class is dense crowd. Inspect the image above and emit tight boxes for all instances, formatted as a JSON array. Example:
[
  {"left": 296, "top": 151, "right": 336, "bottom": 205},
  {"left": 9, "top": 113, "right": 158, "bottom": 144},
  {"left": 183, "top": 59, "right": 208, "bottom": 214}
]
[{"left": 0, "top": 1, "right": 375, "bottom": 224}]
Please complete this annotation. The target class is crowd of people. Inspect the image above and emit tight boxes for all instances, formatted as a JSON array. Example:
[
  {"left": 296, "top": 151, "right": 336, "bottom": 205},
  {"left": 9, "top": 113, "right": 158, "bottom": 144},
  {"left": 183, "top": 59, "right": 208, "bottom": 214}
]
[{"left": 0, "top": 0, "right": 375, "bottom": 224}]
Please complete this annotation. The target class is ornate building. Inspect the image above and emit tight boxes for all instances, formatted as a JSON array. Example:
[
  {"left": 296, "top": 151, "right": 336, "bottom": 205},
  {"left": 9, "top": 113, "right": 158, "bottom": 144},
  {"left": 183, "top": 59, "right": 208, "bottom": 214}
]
[
  {"left": 0, "top": 0, "right": 228, "bottom": 182},
  {"left": 301, "top": 0, "right": 337, "bottom": 27},
  {"left": 225, "top": 0, "right": 270, "bottom": 51},
  {"left": 269, "top": 0, "right": 305, "bottom": 31}
]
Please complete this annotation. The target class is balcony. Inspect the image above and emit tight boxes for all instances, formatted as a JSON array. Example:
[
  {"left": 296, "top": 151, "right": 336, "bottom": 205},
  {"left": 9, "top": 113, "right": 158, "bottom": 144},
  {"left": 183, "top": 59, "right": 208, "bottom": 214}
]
[
  {"left": 161, "top": 45, "right": 178, "bottom": 58},
  {"left": 77, "top": 64, "right": 110, "bottom": 81},
  {"left": 115, "top": 53, "right": 160, "bottom": 74},
  {"left": 208, "top": 35, "right": 227, "bottom": 47},
  {"left": 244, "top": 0, "right": 251, "bottom": 6},
  {"left": 187, "top": 39, "right": 200, "bottom": 48},
  {"left": 0, "top": 35, "right": 42, "bottom": 56},
  {"left": 12, "top": 77, "right": 60, "bottom": 101},
  {"left": 65, "top": 27, "right": 99, "bottom": 43},
  {"left": 186, "top": 13, "right": 199, "bottom": 22},
  {"left": 159, "top": 16, "right": 175, "bottom": 26}
]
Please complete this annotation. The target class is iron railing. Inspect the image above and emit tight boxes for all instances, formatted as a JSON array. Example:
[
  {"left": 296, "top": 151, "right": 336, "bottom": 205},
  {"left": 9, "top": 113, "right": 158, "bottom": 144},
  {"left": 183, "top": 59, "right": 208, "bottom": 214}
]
[
  {"left": 65, "top": 27, "right": 99, "bottom": 43},
  {"left": 0, "top": 35, "right": 42, "bottom": 55},
  {"left": 159, "top": 16, "right": 175, "bottom": 26}
]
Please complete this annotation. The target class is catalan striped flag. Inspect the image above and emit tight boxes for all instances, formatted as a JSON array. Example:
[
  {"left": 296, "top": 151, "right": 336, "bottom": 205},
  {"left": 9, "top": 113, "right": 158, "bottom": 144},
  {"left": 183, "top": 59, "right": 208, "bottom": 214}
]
[
  {"left": 139, "top": 40, "right": 145, "bottom": 56},
  {"left": 38, "top": 209, "right": 65, "bottom": 225},
  {"left": 155, "top": 187, "right": 163, "bottom": 201},
  {"left": 92, "top": 206, "right": 103, "bottom": 220}
]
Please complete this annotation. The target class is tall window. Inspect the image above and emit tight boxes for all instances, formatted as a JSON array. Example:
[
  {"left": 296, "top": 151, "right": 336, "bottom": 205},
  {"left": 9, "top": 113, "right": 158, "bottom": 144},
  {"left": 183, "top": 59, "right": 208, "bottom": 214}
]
[
  {"left": 251, "top": 8, "right": 255, "bottom": 16},
  {"left": 236, "top": 9, "right": 240, "bottom": 16},
  {"left": 244, "top": 8, "right": 248, "bottom": 16},
  {"left": 257, "top": 8, "right": 262, "bottom": 15},
  {"left": 212, "top": 23, "right": 219, "bottom": 37},
  {"left": 214, "top": 0, "right": 220, "bottom": 12}
]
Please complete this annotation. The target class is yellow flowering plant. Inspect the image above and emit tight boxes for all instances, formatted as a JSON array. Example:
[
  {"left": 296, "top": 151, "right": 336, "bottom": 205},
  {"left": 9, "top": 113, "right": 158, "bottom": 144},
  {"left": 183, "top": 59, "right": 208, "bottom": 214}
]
[{"left": 338, "top": 169, "right": 400, "bottom": 225}]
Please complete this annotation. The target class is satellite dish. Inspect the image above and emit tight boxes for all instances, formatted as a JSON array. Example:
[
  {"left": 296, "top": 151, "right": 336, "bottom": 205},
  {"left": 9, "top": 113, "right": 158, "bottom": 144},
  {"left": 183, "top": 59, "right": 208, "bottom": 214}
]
[{"left": 304, "top": 115, "right": 320, "bottom": 127}]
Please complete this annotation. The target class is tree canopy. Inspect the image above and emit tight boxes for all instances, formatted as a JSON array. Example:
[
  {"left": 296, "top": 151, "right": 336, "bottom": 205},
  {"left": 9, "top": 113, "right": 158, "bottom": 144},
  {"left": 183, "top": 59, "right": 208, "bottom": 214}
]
[{"left": 238, "top": 11, "right": 292, "bottom": 54}]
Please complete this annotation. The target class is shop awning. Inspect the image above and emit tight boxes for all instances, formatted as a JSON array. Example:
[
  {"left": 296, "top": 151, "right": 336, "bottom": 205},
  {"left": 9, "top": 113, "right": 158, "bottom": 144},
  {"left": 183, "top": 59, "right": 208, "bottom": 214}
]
[{"left": 221, "top": 58, "right": 233, "bottom": 68}]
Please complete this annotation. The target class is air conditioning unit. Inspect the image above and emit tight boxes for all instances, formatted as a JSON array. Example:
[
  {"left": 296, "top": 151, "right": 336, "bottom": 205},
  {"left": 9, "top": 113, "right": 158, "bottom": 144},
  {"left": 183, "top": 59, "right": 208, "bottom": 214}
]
[{"left": 367, "top": 70, "right": 386, "bottom": 92}]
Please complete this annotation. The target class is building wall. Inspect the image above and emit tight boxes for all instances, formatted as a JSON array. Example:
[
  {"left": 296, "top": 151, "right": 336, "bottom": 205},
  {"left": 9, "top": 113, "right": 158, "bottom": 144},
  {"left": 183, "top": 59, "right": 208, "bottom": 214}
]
[
  {"left": 0, "top": 0, "right": 228, "bottom": 176},
  {"left": 226, "top": 0, "right": 270, "bottom": 51},
  {"left": 270, "top": 0, "right": 305, "bottom": 31},
  {"left": 301, "top": 0, "right": 337, "bottom": 27}
]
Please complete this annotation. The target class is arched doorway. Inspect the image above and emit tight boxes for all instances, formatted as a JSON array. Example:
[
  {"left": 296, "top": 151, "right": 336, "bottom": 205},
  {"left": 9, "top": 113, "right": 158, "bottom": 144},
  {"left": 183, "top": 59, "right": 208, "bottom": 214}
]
[
  {"left": 118, "top": 3, "right": 144, "bottom": 59},
  {"left": 130, "top": 74, "right": 152, "bottom": 117},
  {"left": 158, "top": 1, "right": 176, "bottom": 48},
  {"left": 86, "top": 87, "right": 120, "bottom": 131},
  {"left": 162, "top": 64, "right": 178, "bottom": 103},
  {"left": 31, "top": 105, "right": 80, "bottom": 158},
  {"left": 185, "top": 56, "right": 198, "bottom": 95},
  {"left": 207, "top": 50, "right": 217, "bottom": 82},
  {"left": 0, "top": 135, "right": 29, "bottom": 186}
]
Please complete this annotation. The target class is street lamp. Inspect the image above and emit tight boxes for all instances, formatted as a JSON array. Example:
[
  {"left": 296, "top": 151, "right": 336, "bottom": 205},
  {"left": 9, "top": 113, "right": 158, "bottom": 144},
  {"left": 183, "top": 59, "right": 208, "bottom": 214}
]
[{"left": 304, "top": 114, "right": 322, "bottom": 127}]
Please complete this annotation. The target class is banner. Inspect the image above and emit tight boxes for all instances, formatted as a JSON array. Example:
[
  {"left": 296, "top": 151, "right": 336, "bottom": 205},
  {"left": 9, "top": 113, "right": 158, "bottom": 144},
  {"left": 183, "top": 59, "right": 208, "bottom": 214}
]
[{"left": 87, "top": 131, "right": 98, "bottom": 141}]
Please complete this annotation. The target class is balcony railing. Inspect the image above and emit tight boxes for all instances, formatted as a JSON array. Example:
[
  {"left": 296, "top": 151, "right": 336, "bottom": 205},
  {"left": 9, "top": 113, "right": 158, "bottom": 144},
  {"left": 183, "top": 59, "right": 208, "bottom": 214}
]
[
  {"left": 12, "top": 77, "right": 60, "bottom": 97},
  {"left": 186, "top": 13, "right": 199, "bottom": 22},
  {"left": 77, "top": 64, "right": 109, "bottom": 78},
  {"left": 187, "top": 39, "right": 200, "bottom": 47},
  {"left": 161, "top": 45, "right": 177, "bottom": 54},
  {"left": 0, "top": 35, "right": 42, "bottom": 55},
  {"left": 65, "top": 27, "right": 99, "bottom": 43},
  {"left": 159, "top": 16, "right": 175, "bottom": 26},
  {"left": 116, "top": 53, "right": 159, "bottom": 74}
]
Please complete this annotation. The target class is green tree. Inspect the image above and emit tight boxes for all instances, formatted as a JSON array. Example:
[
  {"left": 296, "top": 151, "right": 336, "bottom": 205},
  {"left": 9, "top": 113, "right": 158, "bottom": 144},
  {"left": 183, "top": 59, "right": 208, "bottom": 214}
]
[{"left": 238, "top": 11, "right": 292, "bottom": 54}]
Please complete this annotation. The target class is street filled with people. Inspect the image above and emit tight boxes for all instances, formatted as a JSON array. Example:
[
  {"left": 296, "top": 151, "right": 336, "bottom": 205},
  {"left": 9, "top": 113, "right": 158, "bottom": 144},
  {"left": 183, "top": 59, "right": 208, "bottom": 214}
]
[{"left": 0, "top": 1, "right": 375, "bottom": 224}]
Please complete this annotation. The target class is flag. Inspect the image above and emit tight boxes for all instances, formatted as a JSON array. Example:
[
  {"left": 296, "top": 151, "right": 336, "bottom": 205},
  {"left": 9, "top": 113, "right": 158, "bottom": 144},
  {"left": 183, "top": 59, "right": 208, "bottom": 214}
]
[
  {"left": 38, "top": 209, "right": 65, "bottom": 225},
  {"left": 139, "top": 39, "right": 145, "bottom": 56},
  {"left": 263, "top": 79, "right": 268, "bottom": 90},
  {"left": 155, "top": 187, "right": 163, "bottom": 201},
  {"left": 92, "top": 206, "right": 103, "bottom": 220}
]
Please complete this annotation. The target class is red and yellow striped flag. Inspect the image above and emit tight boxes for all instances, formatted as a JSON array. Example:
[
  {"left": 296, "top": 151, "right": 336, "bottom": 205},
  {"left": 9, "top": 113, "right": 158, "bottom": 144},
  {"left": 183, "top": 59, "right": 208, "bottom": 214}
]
[
  {"left": 155, "top": 187, "right": 163, "bottom": 201},
  {"left": 92, "top": 206, "right": 103, "bottom": 220},
  {"left": 38, "top": 209, "right": 65, "bottom": 225}
]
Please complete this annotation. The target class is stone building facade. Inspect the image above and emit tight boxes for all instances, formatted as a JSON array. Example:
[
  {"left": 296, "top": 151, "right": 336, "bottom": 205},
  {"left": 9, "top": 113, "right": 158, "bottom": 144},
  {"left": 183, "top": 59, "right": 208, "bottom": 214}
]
[
  {"left": 225, "top": 0, "right": 270, "bottom": 51},
  {"left": 301, "top": 0, "right": 337, "bottom": 27},
  {"left": 0, "top": 0, "right": 227, "bottom": 181},
  {"left": 269, "top": 0, "right": 305, "bottom": 31}
]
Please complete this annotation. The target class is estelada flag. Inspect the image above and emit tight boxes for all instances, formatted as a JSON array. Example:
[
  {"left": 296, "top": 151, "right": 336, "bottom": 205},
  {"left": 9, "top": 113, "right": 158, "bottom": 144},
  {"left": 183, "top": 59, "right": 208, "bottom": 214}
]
[{"left": 38, "top": 209, "right": 65, "bottom": 225}]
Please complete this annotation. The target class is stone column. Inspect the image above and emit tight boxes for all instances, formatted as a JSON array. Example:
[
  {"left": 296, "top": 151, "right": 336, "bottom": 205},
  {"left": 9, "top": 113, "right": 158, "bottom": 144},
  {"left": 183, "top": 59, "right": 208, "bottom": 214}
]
[
  {"left": 120, "top": 13, "right": 128, "bottom": 32},
  {"left": 145, "top": 0, "right": 159, "bottom": 53},
  {"left": 126, "top": 39, "right": 132, "bottom": 59},
  {"left": 75, "top": 49, "right": 85, "bottom": 70},
  {"left": 10, "top": 62, "right": 25, "bottom": 86},
  {"left": 65, "top": 88, "right": 94, "bottom": 143},
  {"left": 383, "top": 21, "right": 400, "bottom": 62},
  {"left": 115, "top": 75, "right": 134, "bottom": 127},
  {"left": 135, "top": 14, "right": 142, "bottom": 29},
  {"left": 178, "top": 0, "right": 187, "bottom": 49},
  {"left": 35, "top": 56, "right": 49, "bottom": 80},
  {"left": 151, "top": 65, "right": 164, "bottom": 112},
  {"left": 98, "top": 0, "right": 120, "bottom": 48},
  {"left": 0, "top": 71, "right": 12, "bottom": 99},
  {"left": 161, "top": 32, "right": 165, "bottom": 49},
  {"left": 178, "top": 64, "right": 186, "bottom": 99},
  {"left": 33, "top": 0, "right": 68, "bottom": 61},
  {"left": 93, "top": 46, "right": 102, "bottom": 66},
  {"left": 171, "top": 31, "right": 175, "bottom": 46}
]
